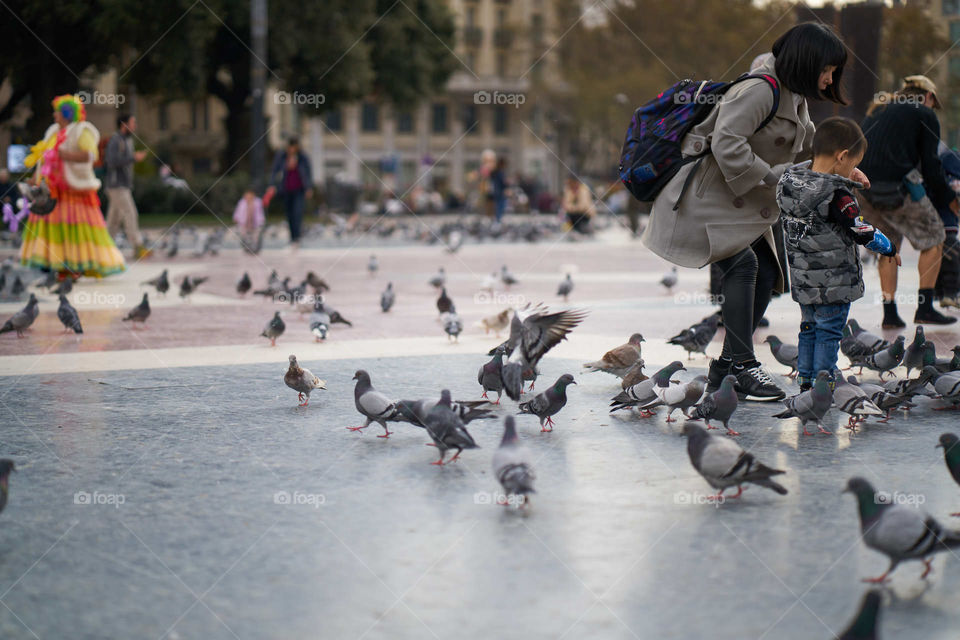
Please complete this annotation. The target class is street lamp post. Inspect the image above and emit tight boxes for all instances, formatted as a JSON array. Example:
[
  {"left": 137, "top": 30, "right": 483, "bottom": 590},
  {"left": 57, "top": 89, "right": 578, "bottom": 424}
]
[{"left": 250, "top": 0, "right": 268, "bottom": 191}]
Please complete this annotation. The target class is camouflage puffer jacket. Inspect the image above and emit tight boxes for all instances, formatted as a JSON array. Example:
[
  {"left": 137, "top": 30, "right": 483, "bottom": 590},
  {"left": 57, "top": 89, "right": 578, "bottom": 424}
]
[{"left": 776, "top": 164, "right": 864, "bottom": 305}]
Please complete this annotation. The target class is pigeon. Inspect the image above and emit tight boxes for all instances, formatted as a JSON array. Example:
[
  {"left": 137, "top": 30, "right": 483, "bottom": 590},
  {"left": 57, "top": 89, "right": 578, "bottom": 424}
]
[
  {"left": 837, "top": 590, "right": 882, "bottom": 640},
  {"left": 424, "top": 389, "right": 479, "bottom": 464},
  {"left": 583, "top": 333, "right": 645, "bottom": 378},
  {"left": 34, "top": 271, "right": 57, "bottom": 290},
  {"left": 0, "top": 271, "right": 6, "bottom": 294},
  {"left": 667, "top": 314, "right": 720, "bottom": 360},
  {"left": 641, "top": 375, "right": 707, "bottom": 423},
  {"left": 498, "top": 305, "right": 588, "bottom": 401},
  {"left": 446, "top": 229, "right": 464, "bottom": 253},
  {"left": 621, "top": 360, "right": 648, "bottom": 390},
  {"left": 442, "top": 312, "right": 463, "bottom": 342},
  {"left": 500, "top": 265, "right": 518, "bottom": 288},
  {"left": 260, "top": 311, "right": 285, "bottom": 346},
  {"left": 0, "top": 459, "right": 14, "bottom": 515},
  {"left": 659, "top": 266, "right": 678, "bottom": 292},
  {"left": 0, "top": 294, "right": 39, "bottom": 337},
  {"left": 478, "top": 347, "right": 506, "bottom": 404},
  {"left": 308, "top": 301, "right": 330, "bottom": 342},
  {"left": 833, "top": 375, "right": 883, "bottom": 430},
  {"left": 9, "top": 275, "right": 24, "bottom": 296},
  {"left": 57, "top": 294, "right": 83, "bottom": 334},
  {"left": 691, "top": 374, "right": 740, "bottom": 435},
  {"left": 884, "top": 365, "right": 939, "bottom": 403},
  {"left": 849, "top": 377, "right": 909, "bottom": 424},
  {"left": 937, "top": 433, "right": 960, "bottom": 517},
  {"left": 142, "top": 269, "right": 170, "bottom": 296},
  {"left": 179, "top": 275, "right": 208, "bottom": 299},
  {"left": 380, "top": 282, "right": 395, "bottom": 312},
  {"left": 305, "top": 271, "right": 330, "bottom": 293},
  {"left": 50, "top": 278, "right": 73, "bottom": 296},
  {"left": 763, "top": 335, "right": 799, "bottom": 377},
  {"left": 164, "top": 230, "right": 179, "bottom": 257},
  {"left": 283, "top": 355, "right": 326, "bottom": 407},
  {"left": 436, "top": 288, "right": 455, "bottom": 316},
  {"left": 682, "top": 423, "right": 788, "bottom": 500},
  {"left": 556, "top": 273, "right": 573, "bottom": 301},
  {"left": 328, "top": 307, "right": 353, "bottom": 327},
  {"left": 428, "top": 267, "right": 446, "bottom": 289},
  {"left": 773, "top": 370, "right": 834, "bottom": 435},
  {"left": 842, "top": 319, "right": 889, "bottom": 369},
  {"left": 367, "top": 254, "right": 378, "bottom": 277},
  {"left": 392, "top": 397, "right": 494, "bottom": 428},
  {"left": 122, "top": 293, "right": 151, "bottom": 327},
  {"left": 348, "top": 370, "right": 397, "bottom": 438},
  {"left": 479, "top": 308, "right": 511, "bottom": 337},
  {"left": 903, "top": 326, "right": 926, "bottom": 375},
  {"left": 518, "top": 373, "right": 576, "bottom": 432},
  {"left": 844, "top": 476, "right": 960, "bottom": 583},
  {"left": 493, "top": 416, "right": 535, "bottom": 506},
  {"left": 237, "top": 272, "right": 252, "bottom": 296},
  {"left": 933, "top": 372, "right": 960, "bottom": 408},
  {"left": 610, "top": 361, "right": 686, "bottom": 416},
  {"left": 936, "top": 346, "right": 960, "bottom": 374}
]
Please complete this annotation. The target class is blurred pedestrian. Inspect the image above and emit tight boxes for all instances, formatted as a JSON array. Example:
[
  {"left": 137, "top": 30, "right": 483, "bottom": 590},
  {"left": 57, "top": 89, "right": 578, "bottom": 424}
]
[
  {"left": 233, "top": 187, "right": 265, "bottom": 254},
  {"left": 104, "top": 114, "right": 150, "bottom": 259},
  {"left": 858, "top": 75, "right": 958, "bottom": 327},
  {"left": 936, "top": 141, "right": 960, "bottom": 308},
  {"left": 491, "top": 157, "right": 508, "bottom": 223},
  {"left": 269, "top": 137, "right": 313, "bottom": 248},
  {"left": 478, "top": 148, "right": 496, "bottom": 217},
  {"left": 561, "top": 175, "right": 594, "bottom": 235},
  {"left": 0, "top": 169, "right": 15, "bottom": 208}
]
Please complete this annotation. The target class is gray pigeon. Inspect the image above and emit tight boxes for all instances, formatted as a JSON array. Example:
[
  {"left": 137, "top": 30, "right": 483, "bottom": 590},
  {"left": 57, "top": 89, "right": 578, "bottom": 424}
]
[
  {"left": 0, "top": 293, "right": 39, "bottom": 337},
  {"left": 368, "top": 254, "right": 378, "bottom": 277},
  {"left": 57, "top": 294, "right": 83, "bottom": 334},
  {"left": 691, "top": 374, "right": 740, "bottom": 435},
  {"left": 763, "top": 335, "right": 799, "bottom": 377},
  {"left": 833, "top": 375, "right": 882, "bottom": 430},
  {"left": 621, "top": 360, "right": 648, "bottom": 390},
  {"left": 641, "top": 375, "right": 707, "bottom": 422},
  {"left": 179, "top": 275, "right": 208, "bottom": 299},
  {"left": 883, "top": 365, "right": 939, "bottom": 402},
  {"left": 237, "top": 272, "right": 252, "bottom": 296},
  {"left": 122, "top": 293, "right": 150, "bottom": 327},
  {"left": 436, "top": 288, "right": 455, "bottom": 315},
  {"left": 583, "top": 333, "right": 644, "bottom": 377},
  {"left": 610, "top": 361, "right": 685, "bottom": 416},
  {"left": 442, "top": 312, "right": 463, "bottom": 342},
  {"left": 429, "top": 267, "right": 446, "bottom": 289},
  {"left": 283, "top": 355, "right": 326, "bottom": 407},
  {"left": 308, "top": 301, "right": 330, "bottom": 342},
  {"left": 0, "top": 459, "right": 14, "bottom": 515},
  {"left": 424, "top": 389, "right": 479, "bottom": 465},
  {"left": 667, "top": 314, "right": 720, "bottom": 360},
  {"left": 518, "top": 373, "right": 576, "bottom": 432},
  {"left": 478, "top": 347, "right": 506, "bottom": 404},
  {"left": 260, "top": 311, "right": 285, "bottom": 346},
  {"left": 660, "top": 266, "right": 678, "bottom": 292},
  {"left": 142, "top": 269, "right": 169, "bottom": 296},
  {"left": 933, "top": 372, "right": 960, "bottom": 408},
  {"left": 380, "top": 282, "right": 395, "bottom": 312},
  {"left": 849, "top": 377, "right": 908, "bottom": 424},
  {"left": 500, "top": 264, "right": 518, "bottom": 288},
  {"left": 773, "top": 370, "right": 834, "bottom": 435},
  {"left": 861, "top": 336, "right": 906, "bottom": 380},
  {"left": 903, "top": 326, "right": 926, "bottom": 375},
  {"left": 393, "top": 397, "right": 494, "bottom": 428},
  {"left": 493, "top": 416, "right": 535, "bottom": 506},
  {"left": 51, "top": 278, "right": 73, "bottom": 296},
  {"left": 937, "top": 433, "right": 960, "bottom": 517},
  {"left": 844, "top": 476, "right": 960, "bottom": 583},
  {"left": 682, "top": 423, "right": 788, "bottom": 500},
  {"left": 348, "top": 370, "right": 397, "bottom": 438},
  {"left": 556, "top": 273, "right": 573, "bottom": 301}
]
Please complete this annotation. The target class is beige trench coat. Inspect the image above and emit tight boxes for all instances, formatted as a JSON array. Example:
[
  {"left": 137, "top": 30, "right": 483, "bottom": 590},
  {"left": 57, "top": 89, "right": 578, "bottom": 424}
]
[{"left": 641, "top": 60, "right": 815, "bottom": 292}]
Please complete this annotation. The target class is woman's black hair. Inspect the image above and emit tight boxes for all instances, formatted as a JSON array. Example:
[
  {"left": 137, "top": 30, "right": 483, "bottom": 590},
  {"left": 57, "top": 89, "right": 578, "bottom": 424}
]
[{"left": 772, "top": 22, "right": 848, "bottom": 104}]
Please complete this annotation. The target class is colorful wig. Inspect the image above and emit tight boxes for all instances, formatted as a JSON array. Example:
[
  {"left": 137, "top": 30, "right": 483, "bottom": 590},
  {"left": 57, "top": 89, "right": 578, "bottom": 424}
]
[{"left": 52, "top": 94, "right": 86, "bottom": 123}]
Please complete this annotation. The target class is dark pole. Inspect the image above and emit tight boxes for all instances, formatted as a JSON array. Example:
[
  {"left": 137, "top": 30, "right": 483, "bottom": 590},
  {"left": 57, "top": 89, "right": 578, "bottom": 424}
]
[{"left": 250, "top": 0, "right": 267, "bottom": 191}]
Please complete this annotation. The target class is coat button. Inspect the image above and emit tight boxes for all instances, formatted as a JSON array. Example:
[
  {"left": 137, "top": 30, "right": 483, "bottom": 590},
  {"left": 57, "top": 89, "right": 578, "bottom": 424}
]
[
  {"left": 774, "top": 136, "right": 786, "bottom": 146},
  {"left": 693, "top": 141, "right": 703, "bottom": 152},
  {"left": 760, "top": 207, "right": 771, "bottom": 218},
  {"left": 733, "top": 197, "right": 744, "bottom": 208}
]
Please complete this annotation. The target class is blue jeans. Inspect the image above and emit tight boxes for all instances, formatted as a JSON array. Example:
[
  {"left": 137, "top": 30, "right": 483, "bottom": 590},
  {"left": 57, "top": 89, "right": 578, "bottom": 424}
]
[{"left": 797, "top": 302, "right": 850, "bottom": 386}]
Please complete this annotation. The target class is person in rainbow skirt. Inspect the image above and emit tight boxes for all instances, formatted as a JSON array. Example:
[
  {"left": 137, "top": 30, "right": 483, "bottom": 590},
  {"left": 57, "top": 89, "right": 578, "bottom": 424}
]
[{"left": 20, "top": 94, "right": 125, "bottom": 279}]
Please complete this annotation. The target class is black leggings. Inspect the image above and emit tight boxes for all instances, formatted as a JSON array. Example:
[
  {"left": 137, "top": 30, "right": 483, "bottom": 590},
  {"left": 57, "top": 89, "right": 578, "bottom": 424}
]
[{"left": 714, "top": 238, "right": 778, "bottom": 362}]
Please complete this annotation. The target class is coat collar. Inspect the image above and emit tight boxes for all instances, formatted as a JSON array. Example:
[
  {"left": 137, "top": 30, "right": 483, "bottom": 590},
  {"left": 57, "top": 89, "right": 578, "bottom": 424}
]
[{"left": 755, "top": 57, "right": 809, "bottom": 152}]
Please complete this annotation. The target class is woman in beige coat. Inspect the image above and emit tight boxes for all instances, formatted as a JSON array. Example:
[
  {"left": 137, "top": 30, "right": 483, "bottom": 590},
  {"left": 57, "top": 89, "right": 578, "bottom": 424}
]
[{"left": 643, "top": 23, "right": 866, "bottom": 401}]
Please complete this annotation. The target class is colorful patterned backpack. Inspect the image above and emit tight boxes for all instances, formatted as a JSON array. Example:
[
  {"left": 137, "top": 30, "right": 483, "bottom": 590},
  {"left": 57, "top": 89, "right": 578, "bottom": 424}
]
[{"left": 618, "top": 74, "right": 779, "bottom": 207}]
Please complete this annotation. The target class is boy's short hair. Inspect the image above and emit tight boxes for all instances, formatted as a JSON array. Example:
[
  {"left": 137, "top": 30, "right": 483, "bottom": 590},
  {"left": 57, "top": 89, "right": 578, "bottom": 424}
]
[{"left": 812, "top": 116, "right": 866, "bottom": 158}]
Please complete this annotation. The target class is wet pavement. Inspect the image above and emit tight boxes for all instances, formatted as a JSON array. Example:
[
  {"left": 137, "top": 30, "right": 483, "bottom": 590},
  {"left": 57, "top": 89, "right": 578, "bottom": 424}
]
[{"left": 1, "top": 227, "right": 960, "bottom": 639}]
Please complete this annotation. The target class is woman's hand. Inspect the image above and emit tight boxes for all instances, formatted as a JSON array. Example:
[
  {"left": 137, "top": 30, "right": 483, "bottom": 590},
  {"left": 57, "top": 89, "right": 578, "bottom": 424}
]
[{"left": 851, "top": 167, "right": 870, "bottom": 189}]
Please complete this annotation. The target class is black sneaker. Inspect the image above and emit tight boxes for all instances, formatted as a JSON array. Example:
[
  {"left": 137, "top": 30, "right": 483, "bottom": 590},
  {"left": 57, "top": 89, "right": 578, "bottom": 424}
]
[
  {"left": 731, "top": 361, "right": 785, "bottom": 402},
  {"left": 706, "top": 358, "right": 731, "bottom": 393},
  {"left": 914, "top": 307, "right": 958, "bottom": 325}
]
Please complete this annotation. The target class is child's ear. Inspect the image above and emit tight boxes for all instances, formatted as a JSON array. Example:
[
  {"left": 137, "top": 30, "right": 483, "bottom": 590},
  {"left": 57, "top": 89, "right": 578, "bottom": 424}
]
[{"left": 836, "top": 149, "right": 849, "bottom": 163}]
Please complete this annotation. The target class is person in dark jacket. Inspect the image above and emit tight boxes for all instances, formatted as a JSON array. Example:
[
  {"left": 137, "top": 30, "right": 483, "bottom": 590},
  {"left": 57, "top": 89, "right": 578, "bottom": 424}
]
[
  {"left": 778, "top": 118, "right": 898, "bottom": 391},
  {"left": 858, "top": 75, "right": 959, "bottom": 327},
  {"left": 269, "top": 137, "right": 313, "bottom": 248},
  {"left": 936, "top": 141, "right": 960, "bottom": 308},
  {"left": 104, "top": 114, "right": 149, "bottom": 259}
]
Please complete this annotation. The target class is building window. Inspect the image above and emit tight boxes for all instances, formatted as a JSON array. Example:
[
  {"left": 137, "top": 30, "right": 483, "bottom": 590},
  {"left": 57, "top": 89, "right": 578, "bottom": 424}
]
[
  {"left": 432, "top": 103, "right": 448, "bottom": 133},
  {"left": 494, "top": 106, "right": 508, "bottom": 135},
  {"left": 325, "top": 109, "right": 342, "bottom": 132},
  {"left": 951, "top": 21, "right": 960, "bottom": 44},
  {"left": 396, "top": 110, "right": 414, "bottom": 133},
  {"left": 361, "top": 102, "right": 379, "bottom": 132},
  {"left": 497, "top": 53, "right": 507, "bottom": 77},
  {"left": 466, "top": 6, "right": 476, "bottom": 27},
  {"left": 531, "top": 13, "right": 544, "bottom": 44},
  {"left": 496, "top": 8, "right": 506, "bottom": 27},
  {"left": 946, "top": 0, "right": 960, "bottom": 16},
  {"left": 467, "top": 50, "right": 477, "bottom": 72},
  {"left": 158, "top": 103, "right": 169, "bottom": 131},
  {"left": 463, "top": 104, "right": 479, "bottom": 135},
  {"left": 950, "top": 56, "right": 960, "bottom": 80}
]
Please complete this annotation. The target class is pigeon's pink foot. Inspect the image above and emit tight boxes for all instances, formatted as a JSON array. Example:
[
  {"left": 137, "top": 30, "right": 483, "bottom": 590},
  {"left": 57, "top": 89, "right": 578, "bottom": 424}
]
[
  {"left": 921, "top": 558, "right": 934, "bottom": 580},
  {"left": 494, "top": 398, "right": 501, "bottom": 405},
  {"left": 817, "top": 425, "right": 832, "bottom": 435},
  {"left": 449, "top": 451, "right": 462, "bottom": 462},
  {"left": 705, "top": 422, "right": 718, "bottom": 430},
  {"left": 481, "top": 391, "right": 488, "bottom": 399},
  {"left": 725, "top": 428, "right": 741, "bottom": 437},
  {"left": 728, "top": 486, "right": 744, "bottom": 499},
  {"left": 707, "top": 490, "right": 725, "bottom": 502},
  {"left": 299, "top": 400, "right": 309, "bottom": 407},
  {"left": 802, "top": 427, "right": 815, "bottom": 436},
  {"left": 950, "top": 512, "right": 960, "bottom": 517},
  {"left": 425, "top": 443, "right": 437, "bottom": 447},
  {"left": 270, "top": 339, "right": 276, "bottom": 347},
  {"left": 430, "top": 459, "right": 445, "bottom": 466},
  {"left": 540, "top": 424, "right": 553, "bottom": 433},
  {"left": 346, "top": 425, "right": 367, "bottom": 432},
  {"left": 377, "top": 430, "right": 393, "bottom": 439},
  {"left": 861, "top": 574, "right": 890, "bottom": 584},
  {"left": 665, "top": 416, "right": 676, "bottom": 423}
]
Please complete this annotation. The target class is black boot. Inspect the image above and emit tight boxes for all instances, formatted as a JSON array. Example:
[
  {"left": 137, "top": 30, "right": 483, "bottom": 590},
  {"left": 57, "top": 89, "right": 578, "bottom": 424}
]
[
  {"left": 706, "top": 357, "right": 731, "bottom": 393},
  {"left": 914, "top": 288, "right": 957, "bottom": 325},
  {"left": 882, "top": 301, "right": 906, "bottom": 329}
]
